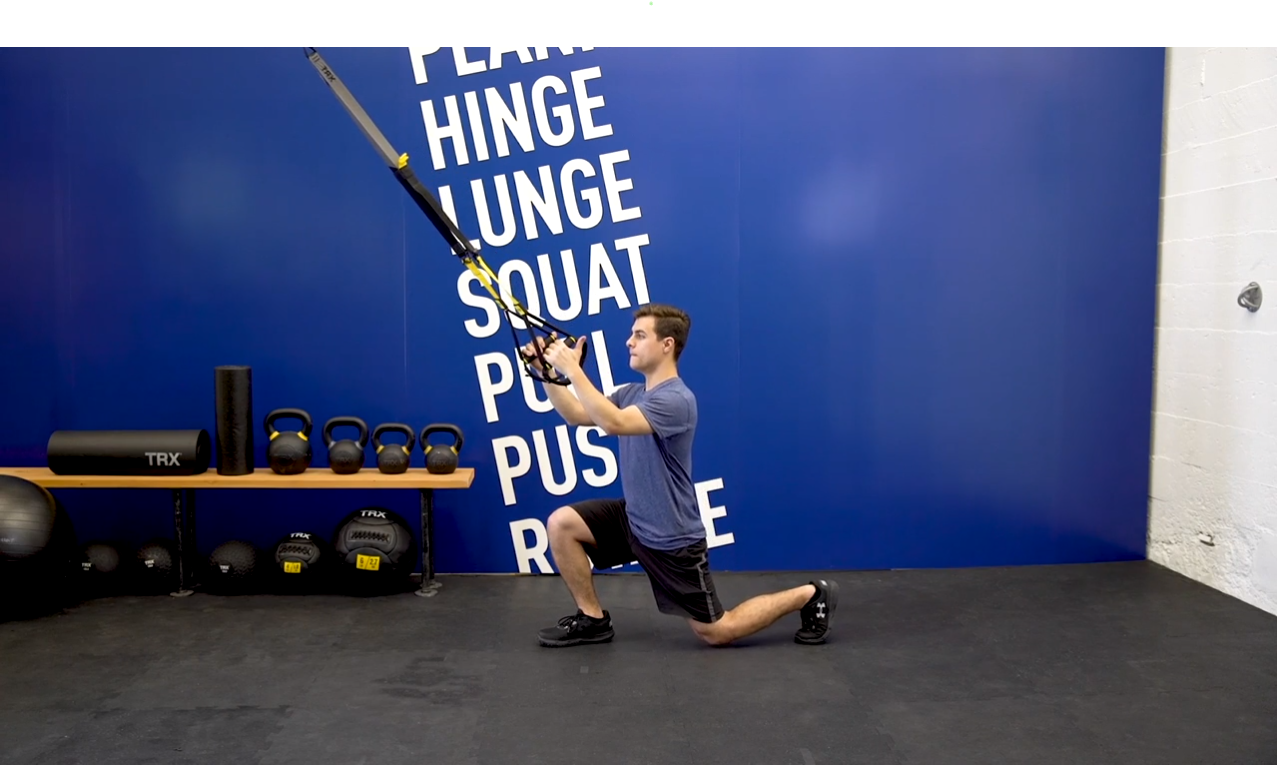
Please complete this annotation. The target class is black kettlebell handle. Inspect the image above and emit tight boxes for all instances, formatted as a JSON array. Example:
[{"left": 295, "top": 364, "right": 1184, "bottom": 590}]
[
  {"left": 323, "top": 416, "right": 369, "bottom": 449},
  {"left": 265, "top": 408, "right": 313, "bottom": 439},
  {"left": 372, "top": 422, "right": 416, "bottom": 453},
  {"left": 420, "top": 423, "right": 464, "bottom": 454}
]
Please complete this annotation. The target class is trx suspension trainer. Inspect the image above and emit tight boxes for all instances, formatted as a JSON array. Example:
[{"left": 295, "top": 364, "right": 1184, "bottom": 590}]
[{"left": 303, "top": 47, "right": 585, "bottom": 386}]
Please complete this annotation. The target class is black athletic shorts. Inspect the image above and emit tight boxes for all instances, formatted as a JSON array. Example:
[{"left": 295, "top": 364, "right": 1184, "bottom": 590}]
[{"left": 571, "top": 498, "right": 724, "bottom": 624}]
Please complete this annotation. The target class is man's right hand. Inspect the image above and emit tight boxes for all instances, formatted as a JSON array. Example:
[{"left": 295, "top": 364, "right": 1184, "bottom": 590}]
[{"left": 520, "top": 333, "right": 592, "bottom": 426}]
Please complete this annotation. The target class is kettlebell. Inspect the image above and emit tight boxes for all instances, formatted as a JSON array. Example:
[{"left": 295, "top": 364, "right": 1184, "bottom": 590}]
[
  {"left": 264, "top": 408, "right": 313, "bottom": 475},
  {"left": 372, "top": 422, "right": 416, "bottom": 475},
  {"left": 420, "top": 423, "right": 464, "bottom": 474},
  {"left": 324, "top": 416, "right": 369, "bottom": 474}
]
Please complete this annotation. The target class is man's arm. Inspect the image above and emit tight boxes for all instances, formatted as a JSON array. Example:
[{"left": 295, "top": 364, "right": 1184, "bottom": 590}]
[
  {"left": 568, "top": 372, "right": 652, "bottom": 436},
  {"left": 539, "top": 335, "right": 654, "bottom": 434},
  {"left": 543, "top": 383, "right": 593, "bottom": 427},
  {"left": 523, "top": 336, "right": 594, "bottom": 426}
]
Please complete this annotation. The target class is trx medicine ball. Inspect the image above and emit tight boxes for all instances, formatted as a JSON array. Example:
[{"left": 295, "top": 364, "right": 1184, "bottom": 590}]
[
  {"left": 82, "top": 542, "right": 122, "bottom": 575},
  {"left": 135, "top": 537, "right": 178, "bottom": 592},
  {"left": 332, "top": 507, "right": 416, "bottom": 584},
  {"left": 79, "top": 540, "right": 135, "bottom": 596},
  {"left": 206, "top": 540, "right": 260, "bottom": 593},
  {"left": 272, "top": 531, "right": 333, "bottom": 590}
]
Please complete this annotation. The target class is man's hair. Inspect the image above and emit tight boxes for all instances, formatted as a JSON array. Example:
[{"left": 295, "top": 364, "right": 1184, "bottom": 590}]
[{"left": 634, "top": 303, "right": 691, "bottom": 362}]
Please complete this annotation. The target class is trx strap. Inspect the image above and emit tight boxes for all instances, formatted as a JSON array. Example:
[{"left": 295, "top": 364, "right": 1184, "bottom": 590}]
[{"left": 303, "top": 47, "right": 585, "bottom": 386}]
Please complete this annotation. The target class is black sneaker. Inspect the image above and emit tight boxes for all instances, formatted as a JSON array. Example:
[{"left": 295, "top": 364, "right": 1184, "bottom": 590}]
[
  {"left": 795, "top": 579, "right": 839, "bottom": 645},
  {"left": 538, "top": 609, "right": 615, "bottom": 647}
]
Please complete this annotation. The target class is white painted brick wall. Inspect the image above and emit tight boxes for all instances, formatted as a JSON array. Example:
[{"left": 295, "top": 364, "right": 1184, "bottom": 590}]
[{"left": 1150, "top": 48, "right": 1277, "bottom": 615}]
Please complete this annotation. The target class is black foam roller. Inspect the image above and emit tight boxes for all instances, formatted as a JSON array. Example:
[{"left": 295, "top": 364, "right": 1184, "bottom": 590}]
[
  {"left": 46, "top": 430, "right": 211, "bottom": 475},
  {"left": 215, "top": 365, "right": 254, "bottom": 475}
]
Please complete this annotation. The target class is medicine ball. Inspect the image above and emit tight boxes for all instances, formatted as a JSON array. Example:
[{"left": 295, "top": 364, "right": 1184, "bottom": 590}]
[
  {"left": 135, "top": 537, "right": 178, "bottom": 593},
  {"left": 78, "top": 540, "right": 135, "bottom": 597},
  {"left": 271, "top": 531, "right": 333, "bottom": 591},
  {"left": 0, "top": 475, "right": 79, "bottom": 617},
  {"left": 332, "top": 507, "right": 416, "bottom": 591},
  {"left": 206, "top": 540, "right": 260, "bottom": 594}
]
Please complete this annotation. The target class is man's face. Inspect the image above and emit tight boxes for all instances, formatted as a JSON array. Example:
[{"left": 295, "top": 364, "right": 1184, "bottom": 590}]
[{"left": 626, "top": 317, "right": 667, "bottom": 372}]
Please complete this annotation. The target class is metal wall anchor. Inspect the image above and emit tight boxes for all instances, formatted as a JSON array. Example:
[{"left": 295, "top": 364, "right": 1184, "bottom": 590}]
[{"left": 1238, "top": 282, "right": 1262, "bottom": 312}]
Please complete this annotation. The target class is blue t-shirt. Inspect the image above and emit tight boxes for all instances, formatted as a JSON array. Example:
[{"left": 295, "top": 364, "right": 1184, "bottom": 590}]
[{"left": 607, "top": 378, "right": 702, "bottom": 551}]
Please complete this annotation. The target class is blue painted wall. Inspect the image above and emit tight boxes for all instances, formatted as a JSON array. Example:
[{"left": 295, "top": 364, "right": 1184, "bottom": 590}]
[{"left": 0, "top": 47, "right": 1165, "bottom": 573}]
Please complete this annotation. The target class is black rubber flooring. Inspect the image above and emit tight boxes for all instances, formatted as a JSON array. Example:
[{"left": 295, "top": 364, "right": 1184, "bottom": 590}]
[{"left": 2, "top": 561, "right": 1276, "bottom": 764}]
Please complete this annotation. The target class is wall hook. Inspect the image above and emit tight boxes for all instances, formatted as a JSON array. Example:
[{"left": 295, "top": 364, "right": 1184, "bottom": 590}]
[{"left": 1238, "top": 282, "right": 1262, "bottom": 312}]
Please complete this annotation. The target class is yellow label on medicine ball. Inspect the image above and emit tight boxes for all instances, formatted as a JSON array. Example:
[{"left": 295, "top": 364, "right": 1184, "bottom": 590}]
[
  {"left": 356, "top": 554, "right": 380, "bottom": 571},
  {"left": 283, "top": 561, "right": 302, "bottom": 574}
]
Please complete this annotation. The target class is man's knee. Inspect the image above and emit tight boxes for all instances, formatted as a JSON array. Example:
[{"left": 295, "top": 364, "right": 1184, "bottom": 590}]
[
  {"left": 547, "top": 505, "right": 594, "bottom": 545},
  {"left": 688, "top": 617, "right": 734, "bottom": 647}
]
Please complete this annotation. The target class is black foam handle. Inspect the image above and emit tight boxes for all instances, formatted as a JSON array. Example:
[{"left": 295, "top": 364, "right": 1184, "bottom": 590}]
[
  {"left": 47, "top": 430, "right": 212, "bottom": 475},
  {"left": 215, "top": 366, "right": 255, "bottom": 475}
]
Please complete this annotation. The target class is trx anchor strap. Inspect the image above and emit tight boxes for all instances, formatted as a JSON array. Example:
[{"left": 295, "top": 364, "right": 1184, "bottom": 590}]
[{"left": 303, "top": 47, "right": 586, "bottom": 386}]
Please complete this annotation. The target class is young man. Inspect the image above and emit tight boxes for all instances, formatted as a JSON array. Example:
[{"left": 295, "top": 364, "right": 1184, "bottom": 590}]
[{"left": 523, "top": 303, "right": 838, "bottom": 648}]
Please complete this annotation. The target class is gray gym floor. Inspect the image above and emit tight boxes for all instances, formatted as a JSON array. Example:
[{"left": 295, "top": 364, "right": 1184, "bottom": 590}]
[{"left": 2, "top": 561, "right": 1276, "bottom": 764}]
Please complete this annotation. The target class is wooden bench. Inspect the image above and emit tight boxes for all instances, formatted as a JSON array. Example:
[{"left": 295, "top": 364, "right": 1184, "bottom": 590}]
[{"left": 0, "top": 467, "right": 475, "bottom": 598}]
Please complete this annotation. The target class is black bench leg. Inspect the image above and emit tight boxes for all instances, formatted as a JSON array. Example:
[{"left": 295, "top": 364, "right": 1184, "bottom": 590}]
[
  {"left": 170, "top": 488, "right": 195, "bottom": 597},
  {"left": 415, "top": 488, "right": 441, "bottom": 598}
]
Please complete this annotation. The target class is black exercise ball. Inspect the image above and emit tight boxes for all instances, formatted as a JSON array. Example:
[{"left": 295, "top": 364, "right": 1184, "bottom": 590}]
[
  {"left": 135, "top": 537, "right": 178, "bottom": 593},
  {"left": 332, "top": 507, "right": 417, "bottom": 593},
  {"left": 206, "top": 540, "right": 260, "bottom": 594},
  {"left": 271, "top": 531, "right": 333, "bottom": 592},
  {"left": 0, "top": 475, "right": 79, "bottom": 618},
  {"left": 0, "top": 475, "right": 67, "bottom": 560}
]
